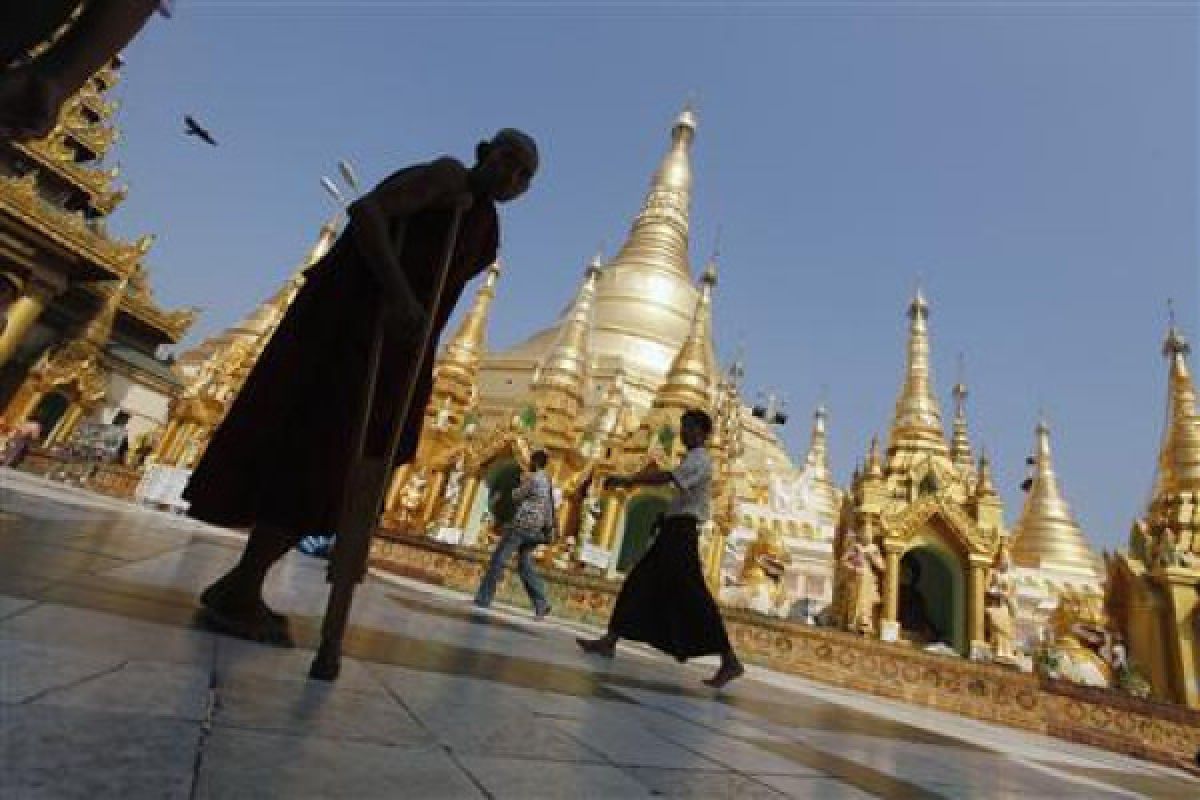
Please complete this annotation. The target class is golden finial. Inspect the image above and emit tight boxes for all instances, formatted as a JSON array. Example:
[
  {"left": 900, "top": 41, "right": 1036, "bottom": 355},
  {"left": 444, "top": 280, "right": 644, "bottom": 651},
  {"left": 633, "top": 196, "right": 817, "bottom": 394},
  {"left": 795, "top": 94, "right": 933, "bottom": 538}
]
[
  {"left": 675, "top": 95, "right": 698, "bottom": 134},
  {"left": 976, "top": 448, "right": 997, "bottom": 496},
  {"left": 950, "top": 353, "right": 975, "bottom": 475}
]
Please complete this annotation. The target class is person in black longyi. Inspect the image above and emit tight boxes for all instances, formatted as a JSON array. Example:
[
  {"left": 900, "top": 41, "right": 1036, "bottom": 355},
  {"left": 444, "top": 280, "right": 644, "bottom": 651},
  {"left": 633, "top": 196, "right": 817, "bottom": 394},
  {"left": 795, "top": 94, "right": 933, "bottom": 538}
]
[{"left": 577, "top": 409, "right": 745, "bottom": 689}]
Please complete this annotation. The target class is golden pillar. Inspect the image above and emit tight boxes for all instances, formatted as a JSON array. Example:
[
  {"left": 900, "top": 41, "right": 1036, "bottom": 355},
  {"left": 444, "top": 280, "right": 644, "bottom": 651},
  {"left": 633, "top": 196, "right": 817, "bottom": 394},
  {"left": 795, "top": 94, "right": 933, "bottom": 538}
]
[
  {"left": 882, "top": 546, "right": 902, "bottom": 624},
  {"left": 455, "top": 474, "right": 482, "bottom": 529},
  {"left": 1125, "top": 577, "right": 1172, "bottom": 701},
  {"left": 702, "top": 525, "right": 725, "bottom": 592},
  {"left": 166, "top": 421, "right": 194, "bottom": 464},
  {"left": 422, "top": 469, "right": 448, "bottom": 526},
  {"left": 967, "top": 558, "right": 988, "bottom": 646},
  {"left": 1155, "top": 567, "right": 1200, "bottom": 708},
  {"left": 153, "top": 418, "right": 182, "bottom": 465},
  {"left": 597, "top": 490, "right": 625, "bottom": 550},
  {"left": 384, "top": 465, "right": 412, "bottom": 512},
  {"left": 0, "top": 278, "right": 57, "bottom": 368},
  {"left": 5, "top": 382, "right": 43, "bottom": 423},
  {"left": 48, "top": 403, "right": 84, "bottom": 446}
]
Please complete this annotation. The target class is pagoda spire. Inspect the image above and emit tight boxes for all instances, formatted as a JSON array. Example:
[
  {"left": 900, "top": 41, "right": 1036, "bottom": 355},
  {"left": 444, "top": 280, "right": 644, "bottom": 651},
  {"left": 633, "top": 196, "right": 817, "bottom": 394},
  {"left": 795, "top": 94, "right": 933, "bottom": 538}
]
[
  {"left": 805, "top": 405, "right": 832, "bottom": 482},
  {"left": 887, "top": 288, "right": 949, "bottom": 467},
  {"left": 865, "top": 434, "right": 884, "bottom": 480},
  {"left": 533, "top": 255, "right": 602, "bottom": 449},
  {"left": 976, "top": 449, "right": 997, "bottom": 497},
  {"left": 652, "top": 259, "right": 716, "bottom": 412},
  {"left": 1153, "top": 323, "right": 1200, "bottom": 495},
  {"left": 949, "top": 356, "right": 976, "bottom": 477},
  {"left": 804, "top": 405, "right": 840, "bottom": 515},
  {"left": 430, "top": 260, "right": 502, "bottom": 413},
  {"left": 607, "top": 105, "right": 696, "bottom": 279},
  {"left": 1010, "top": 420, "right": 1103, "bottom": 581}
]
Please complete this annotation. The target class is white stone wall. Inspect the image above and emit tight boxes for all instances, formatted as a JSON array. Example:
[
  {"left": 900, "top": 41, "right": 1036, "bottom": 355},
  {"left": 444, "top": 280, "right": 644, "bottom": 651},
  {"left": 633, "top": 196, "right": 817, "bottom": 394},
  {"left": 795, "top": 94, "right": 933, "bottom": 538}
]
[{"left": 103, "top": 371, "right": 171, "bottom": 442}]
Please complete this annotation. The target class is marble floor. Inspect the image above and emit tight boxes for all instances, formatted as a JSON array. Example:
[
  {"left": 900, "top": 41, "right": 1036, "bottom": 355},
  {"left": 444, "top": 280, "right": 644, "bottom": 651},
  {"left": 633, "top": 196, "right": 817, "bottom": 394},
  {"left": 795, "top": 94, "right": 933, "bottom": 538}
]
[{"left": 2, "top": 467, "right": 1198, "bottom": 799}]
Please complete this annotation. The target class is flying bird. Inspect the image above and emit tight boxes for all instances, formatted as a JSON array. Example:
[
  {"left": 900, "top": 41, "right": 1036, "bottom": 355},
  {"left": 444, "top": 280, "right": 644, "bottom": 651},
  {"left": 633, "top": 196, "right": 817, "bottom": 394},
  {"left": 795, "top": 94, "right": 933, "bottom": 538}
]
[{"left": 184, "top": 115, "right": 217, "bottom": 146}]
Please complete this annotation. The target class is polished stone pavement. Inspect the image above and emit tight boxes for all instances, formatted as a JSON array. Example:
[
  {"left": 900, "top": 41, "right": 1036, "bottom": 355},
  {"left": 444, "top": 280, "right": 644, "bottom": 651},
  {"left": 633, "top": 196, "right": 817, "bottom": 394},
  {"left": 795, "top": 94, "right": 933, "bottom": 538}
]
[{"left": 2, "top": 467, "right": 1198, "bottom": 799}]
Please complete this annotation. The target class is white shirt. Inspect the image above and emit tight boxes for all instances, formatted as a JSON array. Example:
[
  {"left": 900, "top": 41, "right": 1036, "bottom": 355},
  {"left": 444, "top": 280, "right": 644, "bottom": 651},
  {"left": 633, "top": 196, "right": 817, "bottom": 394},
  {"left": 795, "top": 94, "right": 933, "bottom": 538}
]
[{"left": 667, "top": 447, "right": 713, "bottom": 522}]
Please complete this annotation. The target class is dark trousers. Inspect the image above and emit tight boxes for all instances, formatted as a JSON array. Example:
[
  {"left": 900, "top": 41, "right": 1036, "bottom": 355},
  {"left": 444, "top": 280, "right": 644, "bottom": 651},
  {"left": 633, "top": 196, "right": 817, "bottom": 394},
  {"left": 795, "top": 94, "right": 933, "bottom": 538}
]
[{"left": 475, "top": 530, "right": 549, "bottom": 614}]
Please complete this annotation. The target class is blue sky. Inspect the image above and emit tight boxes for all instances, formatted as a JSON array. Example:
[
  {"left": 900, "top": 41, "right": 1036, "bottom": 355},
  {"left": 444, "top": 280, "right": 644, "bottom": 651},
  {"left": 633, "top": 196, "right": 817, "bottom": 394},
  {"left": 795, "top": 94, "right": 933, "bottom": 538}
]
[{"left": 104, "top": 2, "right": 1196, "bottom": 550}]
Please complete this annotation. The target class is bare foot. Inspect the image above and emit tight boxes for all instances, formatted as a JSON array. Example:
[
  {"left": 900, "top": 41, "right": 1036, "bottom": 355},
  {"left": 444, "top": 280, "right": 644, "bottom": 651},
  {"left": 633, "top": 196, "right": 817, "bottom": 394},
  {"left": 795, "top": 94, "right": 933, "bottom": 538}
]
[
  {"left": 0, "top": 69, "right": 63, "bottom": 142},
  {"left": 576, "top": 636, "right": 615, "bottom": 658},
  {"left": 703, "top": 661, "right": 744, "bottom": 689}
]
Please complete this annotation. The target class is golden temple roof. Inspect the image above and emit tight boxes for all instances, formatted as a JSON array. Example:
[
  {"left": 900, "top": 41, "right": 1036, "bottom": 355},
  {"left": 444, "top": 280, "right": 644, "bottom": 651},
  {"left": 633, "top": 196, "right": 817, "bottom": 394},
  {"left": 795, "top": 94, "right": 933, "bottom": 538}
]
[
  {"left": 886, "top": 289, "right": 949, "bottom": 471},
  {"left": 178, "top": 217, "right": 338, "bottom": 374},
  {"left": 1010, "top": 421, "right": 1103, "bottom": 582},
  {"left": 1153, "top": 324, "right": 1200, "bottom": 495},
  {"left": 81, "top": 271, "right": 132, "bottom": 347}
]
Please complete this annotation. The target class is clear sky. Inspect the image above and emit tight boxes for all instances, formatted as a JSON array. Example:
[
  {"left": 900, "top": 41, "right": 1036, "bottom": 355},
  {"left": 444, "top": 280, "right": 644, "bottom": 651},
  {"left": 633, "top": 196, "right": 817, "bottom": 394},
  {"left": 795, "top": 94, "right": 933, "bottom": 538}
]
[{"left": 104, "top": 1, "right": 1196, "bottom": 551}]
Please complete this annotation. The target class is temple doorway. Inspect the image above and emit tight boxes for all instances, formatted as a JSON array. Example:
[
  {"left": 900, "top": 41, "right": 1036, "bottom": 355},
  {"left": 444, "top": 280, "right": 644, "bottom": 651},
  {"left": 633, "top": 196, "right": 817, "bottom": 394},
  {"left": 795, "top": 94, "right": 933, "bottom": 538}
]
[
  {"left": 616, "top": 493, "right": 670, "bottom": 572},
  {"left": 461, "top": 457, "right": 522, "bottom": 539},
  {"left": 29, "top": 391, "right": 69, "bottom": 442},
  {"left": 899, "top": 544, "right": 966, "bottom": 654}
]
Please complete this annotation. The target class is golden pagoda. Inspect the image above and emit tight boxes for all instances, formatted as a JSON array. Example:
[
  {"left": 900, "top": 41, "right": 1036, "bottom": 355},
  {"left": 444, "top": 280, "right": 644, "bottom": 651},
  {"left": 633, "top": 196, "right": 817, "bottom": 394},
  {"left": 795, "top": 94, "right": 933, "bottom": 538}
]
[
  {"left": 370, "top": 107, "right": 795, "bottom": 588},
  {"left": 476, "top": 107, "right": 705, "bottom": 417},
  {"left": 1010, "top": 420, "right": 1104, "bottom": 583},
  {"left": 0, "top": 47, "right": 195, "bottom": 451},
  {"left": 1106, "top": 322, "right": 1200, "bottom": 707},
  {"left": 834, "top": 291, "right": 1004, "bottom": 656},
  {"left": 154, "top": 219, "right": 339, "bottom": 467}
]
